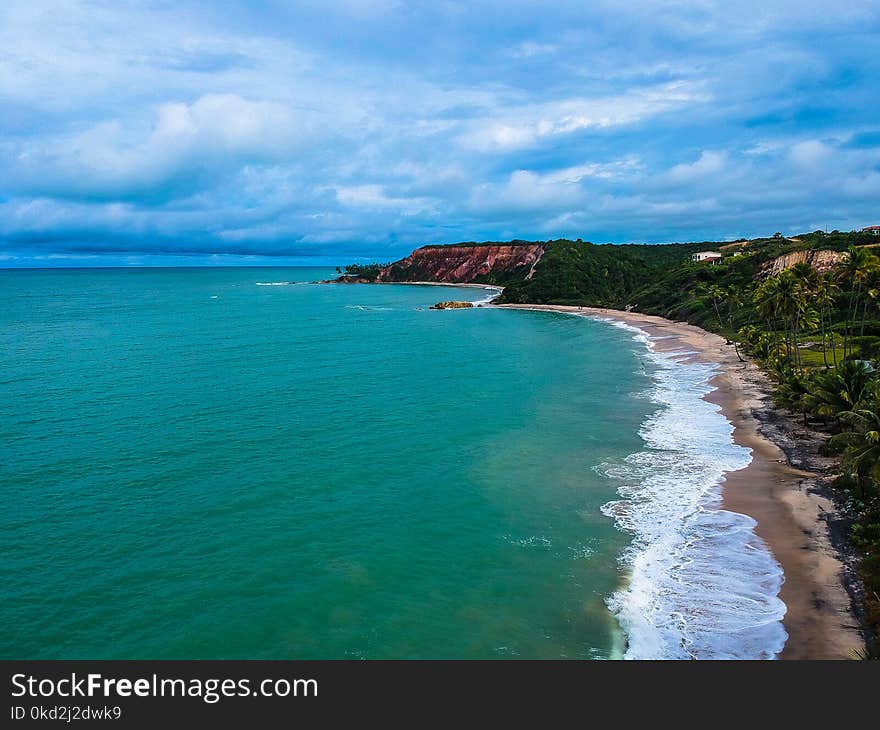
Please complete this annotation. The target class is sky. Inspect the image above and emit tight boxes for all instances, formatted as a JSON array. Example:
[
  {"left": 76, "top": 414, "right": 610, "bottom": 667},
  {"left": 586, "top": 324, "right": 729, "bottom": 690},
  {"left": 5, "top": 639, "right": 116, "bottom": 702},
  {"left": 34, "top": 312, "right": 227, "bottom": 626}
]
[{"left": 1, "top": 1, "right": 879, "bottom": 267}]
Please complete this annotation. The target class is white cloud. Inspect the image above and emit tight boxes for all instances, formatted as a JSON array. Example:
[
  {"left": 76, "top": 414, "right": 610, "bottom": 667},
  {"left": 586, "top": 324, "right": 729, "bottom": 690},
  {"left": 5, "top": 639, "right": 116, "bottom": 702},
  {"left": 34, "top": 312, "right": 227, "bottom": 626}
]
[
  {"left": 469, "top": 168, "right": 587, "bottom": 213},
  {"left": 541, "top": 158, "right": 643, "bottom": 183},
  {"left": 666, "top": 151, "right": 728, "bottom": 183},
  {"left": 788, "top": 140, "right": 833, "bottom": 170},
  {"left": 458, "top": 82, "right": 708, "bottom": 152},
  {"left": 334, "top": 184, "right": 435, "bottom": 214},
  {"left": 5, "top": 94, "right": 303, "bottom": 198}
]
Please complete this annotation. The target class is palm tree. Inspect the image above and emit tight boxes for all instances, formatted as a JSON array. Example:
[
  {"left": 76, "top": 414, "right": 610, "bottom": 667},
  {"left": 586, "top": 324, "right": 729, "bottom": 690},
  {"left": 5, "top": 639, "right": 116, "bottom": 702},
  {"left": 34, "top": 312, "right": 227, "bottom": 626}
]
[
  {"left": 788, "top": 263, "right": 823, "bottom": 368},
  {"left": 838, "top": 246, "right": 876, "bottom": 357},
  {"left": 816, "top": 274, "right": 840, "bottom": 367},
  {"left": 724, "top": 285, "right": 747, "bottom": 362},
  {"left": 768, "top": 269, "right": 813, "bottom": 366},
  {"left": 804, "top": 360, "right": 875, "bottom": 430},
  {"left": 707, "top": 284, "right": 726, "bottom": 330},
  {"left": 738, "top": 325, "right": 771, "bottom": 360},
  {"left": 790, "top": 261, "right": 818, "bottom": 290},
  {"left": 797, "top": 307, "right": 820, "bottom": 367},
  {"left": 754, "top": 275, "right": 786, "bottom": 360},
  {"left": 833, "top": 402, "right": 880, "bottom": 499},
  {"left": 776, "top": 367, "right": 811, "bottom": 425},
  {"left": 861, "top": 282, "right": 879, "bottom": 338}
]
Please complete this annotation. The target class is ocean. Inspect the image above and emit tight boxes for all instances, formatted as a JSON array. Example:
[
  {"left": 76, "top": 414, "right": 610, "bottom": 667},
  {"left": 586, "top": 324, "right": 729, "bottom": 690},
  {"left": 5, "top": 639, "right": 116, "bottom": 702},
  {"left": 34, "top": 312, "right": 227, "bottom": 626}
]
[{"left": 0, "top": 267, "right": 785, "bottom": 659}]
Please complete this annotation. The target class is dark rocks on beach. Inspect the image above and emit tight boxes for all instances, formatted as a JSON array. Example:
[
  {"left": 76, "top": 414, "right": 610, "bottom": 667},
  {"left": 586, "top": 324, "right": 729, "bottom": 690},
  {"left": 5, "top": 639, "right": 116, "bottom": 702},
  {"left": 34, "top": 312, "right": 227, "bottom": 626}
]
[{"left": 742, "top": 366, "right": 872, "bottom": 647}]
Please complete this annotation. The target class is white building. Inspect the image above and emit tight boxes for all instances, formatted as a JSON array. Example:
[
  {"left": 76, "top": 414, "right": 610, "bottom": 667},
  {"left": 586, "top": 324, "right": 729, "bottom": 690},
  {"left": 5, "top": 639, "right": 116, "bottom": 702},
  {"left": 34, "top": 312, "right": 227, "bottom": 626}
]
[{"left": 691, "top": 251, "right": 723, "bottom": 263}]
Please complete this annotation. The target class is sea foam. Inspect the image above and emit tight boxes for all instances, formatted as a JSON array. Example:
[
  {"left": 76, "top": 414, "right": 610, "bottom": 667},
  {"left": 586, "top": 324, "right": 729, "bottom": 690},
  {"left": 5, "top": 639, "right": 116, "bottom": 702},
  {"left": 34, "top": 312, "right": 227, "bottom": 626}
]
[
  {"left": 596, "top": 318, "right": 787, "bottom": 659},
  {"left": 471, "top": 286, "right": 503, "bottom": 306}
]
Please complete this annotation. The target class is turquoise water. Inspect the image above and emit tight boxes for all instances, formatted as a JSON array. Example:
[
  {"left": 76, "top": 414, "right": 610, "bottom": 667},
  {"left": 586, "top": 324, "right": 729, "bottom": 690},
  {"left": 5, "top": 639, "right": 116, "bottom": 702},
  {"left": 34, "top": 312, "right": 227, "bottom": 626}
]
[{"left": 1, "top": 267, "right": 657, "bottom": 659}]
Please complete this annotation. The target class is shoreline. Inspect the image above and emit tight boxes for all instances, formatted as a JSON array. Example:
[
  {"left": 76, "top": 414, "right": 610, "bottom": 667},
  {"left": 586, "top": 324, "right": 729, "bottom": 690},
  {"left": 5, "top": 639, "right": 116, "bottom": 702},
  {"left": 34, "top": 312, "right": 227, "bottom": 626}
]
[{"left": 494, "top": 303, "right": 865, "bottom": 659}]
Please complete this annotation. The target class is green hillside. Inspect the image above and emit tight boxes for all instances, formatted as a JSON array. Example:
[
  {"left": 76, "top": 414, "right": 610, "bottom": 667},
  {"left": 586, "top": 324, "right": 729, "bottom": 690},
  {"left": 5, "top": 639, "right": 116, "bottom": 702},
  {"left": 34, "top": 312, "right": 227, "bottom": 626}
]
[
  {"left": 498, "top": 231, "right": 879, "bottom": 317},
  {"left": 498, "top": 239, "right": 708, "bottom": 305}
]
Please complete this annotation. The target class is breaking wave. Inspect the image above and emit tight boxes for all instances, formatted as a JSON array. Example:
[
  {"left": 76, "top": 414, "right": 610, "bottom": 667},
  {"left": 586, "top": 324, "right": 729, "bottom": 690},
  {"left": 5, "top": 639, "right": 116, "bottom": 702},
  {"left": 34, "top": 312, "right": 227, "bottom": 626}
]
[
  {"left": 596, "top": 319, "right": 787, "bottom": 659},
  {"left": 471, "top": 286, "right": 503, "bottom": 306}
]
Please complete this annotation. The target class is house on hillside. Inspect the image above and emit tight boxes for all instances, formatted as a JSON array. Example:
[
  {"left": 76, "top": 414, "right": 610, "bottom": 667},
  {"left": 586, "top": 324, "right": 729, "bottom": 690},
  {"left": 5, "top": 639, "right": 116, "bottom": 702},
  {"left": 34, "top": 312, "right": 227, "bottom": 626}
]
[
  {"left": 691, "top": 251, "right": 723, "bottom": 264},
  {"left": 862, "top": 226, "right": 880, "bottom": 236}
]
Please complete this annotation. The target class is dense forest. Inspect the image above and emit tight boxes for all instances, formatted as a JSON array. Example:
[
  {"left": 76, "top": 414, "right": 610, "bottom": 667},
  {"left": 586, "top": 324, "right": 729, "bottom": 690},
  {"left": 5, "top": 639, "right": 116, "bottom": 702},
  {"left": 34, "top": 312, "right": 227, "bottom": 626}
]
[
  {"left": 497, "top": 231, "right": 880, "bottom": 310},
  {"left": 349, "top": 230, "right": 880, "bottom": 653},
  {"left": 498, "top": 239, "right": 709, "bottom": 304}
]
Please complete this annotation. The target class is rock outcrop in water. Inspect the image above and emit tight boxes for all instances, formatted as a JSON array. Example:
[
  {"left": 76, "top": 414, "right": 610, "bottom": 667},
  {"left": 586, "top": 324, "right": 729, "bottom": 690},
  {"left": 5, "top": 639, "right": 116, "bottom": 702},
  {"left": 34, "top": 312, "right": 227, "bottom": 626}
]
[
  {"left": 376, "top": 242, "right": 544, "bottom": 284},
  {"left": 429, "top": 301, "right": 474, "bottom": 310}
]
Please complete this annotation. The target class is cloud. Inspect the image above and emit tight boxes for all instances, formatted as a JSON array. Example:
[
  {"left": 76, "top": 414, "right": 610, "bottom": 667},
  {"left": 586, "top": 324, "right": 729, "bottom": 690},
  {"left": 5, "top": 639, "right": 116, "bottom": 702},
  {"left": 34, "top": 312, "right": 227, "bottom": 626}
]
[
  {"left": 457, "top": 82, "right": 707, "bottom": 152},
  {"left": 666, "top": 151, "right": 729, "bottom": 184},
  {"left": 0, "top": 1, "right": 879, "bottom": 266},
  {"left": 5, "top": 94, "right": 304, "bottom": 200},
  {"left": 470, "top": 170, "right": 583, "bottom": 213},
  {"left": 788, "top": 140, "right": 833, "bottom": 171},
  {"left": 334, "top": 184, "right": 436, "bottom": 214},
  {"left": 469, "top": 158, "right": 644, "bottom": 216}
]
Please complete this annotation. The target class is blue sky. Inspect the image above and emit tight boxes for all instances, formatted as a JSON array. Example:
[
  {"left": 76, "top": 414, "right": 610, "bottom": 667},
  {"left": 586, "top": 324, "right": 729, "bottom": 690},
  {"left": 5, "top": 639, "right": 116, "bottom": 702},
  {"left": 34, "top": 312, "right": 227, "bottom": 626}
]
[{"left": 1, "top": 0, "right": 879, "bottom": 267}]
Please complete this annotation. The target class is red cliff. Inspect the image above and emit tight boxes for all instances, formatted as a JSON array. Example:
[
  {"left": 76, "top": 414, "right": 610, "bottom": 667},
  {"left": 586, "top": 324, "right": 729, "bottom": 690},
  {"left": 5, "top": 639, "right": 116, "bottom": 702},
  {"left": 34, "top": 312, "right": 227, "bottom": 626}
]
[{"left": 377, "top": 243, "right": 545, "bottom": 283}]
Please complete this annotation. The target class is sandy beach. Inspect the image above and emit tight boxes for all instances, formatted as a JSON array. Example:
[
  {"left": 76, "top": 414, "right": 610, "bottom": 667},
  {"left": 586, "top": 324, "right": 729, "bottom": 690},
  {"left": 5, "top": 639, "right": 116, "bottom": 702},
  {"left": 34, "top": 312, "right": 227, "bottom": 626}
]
[{"left": 495, "top": 303, "right": 866, "bottom": 659}]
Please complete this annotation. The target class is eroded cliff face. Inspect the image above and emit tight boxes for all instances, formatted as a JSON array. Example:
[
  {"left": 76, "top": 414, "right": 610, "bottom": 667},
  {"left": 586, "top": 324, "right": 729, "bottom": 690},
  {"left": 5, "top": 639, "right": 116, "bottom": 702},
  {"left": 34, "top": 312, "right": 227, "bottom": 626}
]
[
  {"left": 760, "top": 249, "right": 847, "bottom": 278},
  {"left": 376, "top": 243, "right": 545, "bottom": 284}
]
